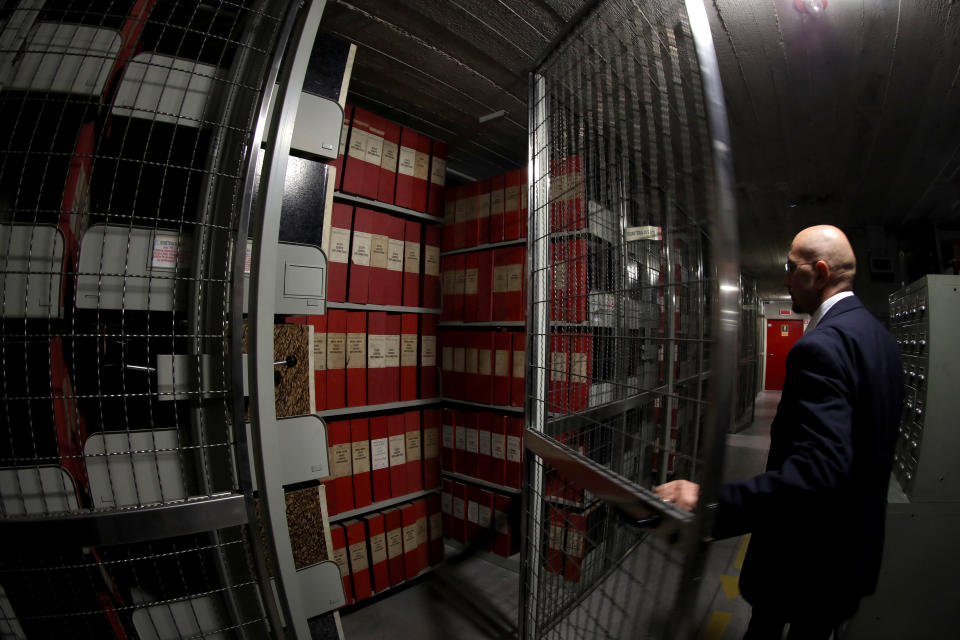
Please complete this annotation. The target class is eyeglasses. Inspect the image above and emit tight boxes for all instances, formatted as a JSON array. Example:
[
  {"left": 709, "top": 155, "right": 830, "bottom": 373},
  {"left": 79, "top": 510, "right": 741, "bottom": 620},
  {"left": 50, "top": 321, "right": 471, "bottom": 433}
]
[{"left": 784, "top": 260, "right": 816, "bottom": 274}]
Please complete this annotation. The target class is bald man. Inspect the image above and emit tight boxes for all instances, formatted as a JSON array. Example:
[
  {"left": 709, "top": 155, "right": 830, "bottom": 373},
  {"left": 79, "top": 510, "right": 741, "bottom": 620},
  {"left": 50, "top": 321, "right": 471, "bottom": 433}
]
[{"left": 657, "top": 225, "right": 903, "bottom": 639}]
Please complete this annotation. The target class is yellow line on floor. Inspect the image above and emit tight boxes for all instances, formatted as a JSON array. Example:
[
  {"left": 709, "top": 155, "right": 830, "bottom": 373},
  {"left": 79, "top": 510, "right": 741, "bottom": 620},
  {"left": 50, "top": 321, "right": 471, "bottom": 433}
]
[
  {"left": 733, "top": 533, "right": 751, "bottom": 570},
  {"left": 702, "top": 611, "right": 732, "bottom": 640}
]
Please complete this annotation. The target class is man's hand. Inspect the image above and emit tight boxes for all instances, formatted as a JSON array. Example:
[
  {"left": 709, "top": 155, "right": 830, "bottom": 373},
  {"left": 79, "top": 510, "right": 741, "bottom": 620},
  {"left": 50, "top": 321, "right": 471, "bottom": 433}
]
[{"left": 654, "top": 480, "right": 700, "bottom": 512}]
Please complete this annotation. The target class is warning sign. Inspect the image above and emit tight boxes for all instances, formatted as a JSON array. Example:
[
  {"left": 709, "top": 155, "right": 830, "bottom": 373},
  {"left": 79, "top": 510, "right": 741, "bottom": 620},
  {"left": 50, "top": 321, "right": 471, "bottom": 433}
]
[{"left": 152, "top": 234, "right": 188, "bottom": 269}]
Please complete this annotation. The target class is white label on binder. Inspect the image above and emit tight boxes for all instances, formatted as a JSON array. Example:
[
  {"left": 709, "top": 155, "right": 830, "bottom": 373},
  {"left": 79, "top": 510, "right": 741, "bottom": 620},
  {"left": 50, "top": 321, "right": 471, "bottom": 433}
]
[
  {"left": 387, "top": 237, "right": 404, "bottom": 272},
  {"left": 352, "top": 230, "right": 371, "bottom": 266},
  {"left": 398, "top": 146, "right": 416, "bottom": 176},
  {"left": 371, "top": 437, "right": 389, "bottom": 471}
]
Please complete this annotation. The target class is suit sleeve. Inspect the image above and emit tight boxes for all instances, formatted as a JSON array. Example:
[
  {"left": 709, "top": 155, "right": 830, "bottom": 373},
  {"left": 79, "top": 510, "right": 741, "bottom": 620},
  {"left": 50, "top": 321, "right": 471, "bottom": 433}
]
[{"left": 712, "top": 338, "right": 855, "bottom": 539}]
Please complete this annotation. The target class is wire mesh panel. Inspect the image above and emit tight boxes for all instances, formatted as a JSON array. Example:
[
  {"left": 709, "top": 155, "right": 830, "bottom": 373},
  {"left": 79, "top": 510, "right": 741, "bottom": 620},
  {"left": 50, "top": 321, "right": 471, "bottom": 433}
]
[
  {"left": 0, "top": 1, "right": 291, "bottom": 637},
  {"left": 523, "top": 0, "right": 738, "bottom": 638}
]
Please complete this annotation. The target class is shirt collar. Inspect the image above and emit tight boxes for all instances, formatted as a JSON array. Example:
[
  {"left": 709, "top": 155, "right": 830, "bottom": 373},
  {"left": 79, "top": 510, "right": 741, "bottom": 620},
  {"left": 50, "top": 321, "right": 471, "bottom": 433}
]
[{"left": 807, "top": 291, "right": 854, "bottom": 332}]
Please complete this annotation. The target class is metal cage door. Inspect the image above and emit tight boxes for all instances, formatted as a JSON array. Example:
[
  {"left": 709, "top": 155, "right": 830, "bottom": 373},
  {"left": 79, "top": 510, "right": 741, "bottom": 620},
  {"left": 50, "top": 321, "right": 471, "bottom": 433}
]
[{"left": 521, "top": 0, "right": 739, "bottom": 638}]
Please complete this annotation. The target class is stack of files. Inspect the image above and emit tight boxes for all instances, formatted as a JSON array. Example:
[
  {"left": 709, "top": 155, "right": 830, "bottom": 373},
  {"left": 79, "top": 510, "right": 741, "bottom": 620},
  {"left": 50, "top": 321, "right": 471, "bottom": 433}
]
[
  {"left": 438, "top": 330, "right": 525, "bottom": 406},
  {"left": 441, "top": 479, "right": 518, "bottom": 558},
  {"left": 440, "top": 409, "right": 522, "bottom": 490}
]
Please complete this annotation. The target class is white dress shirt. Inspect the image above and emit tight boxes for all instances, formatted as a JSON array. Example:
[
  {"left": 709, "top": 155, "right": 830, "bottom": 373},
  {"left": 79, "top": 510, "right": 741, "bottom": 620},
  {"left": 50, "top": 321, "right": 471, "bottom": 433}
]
[{"left": 806, "top": 291, "right": 855, "bottom": 333}]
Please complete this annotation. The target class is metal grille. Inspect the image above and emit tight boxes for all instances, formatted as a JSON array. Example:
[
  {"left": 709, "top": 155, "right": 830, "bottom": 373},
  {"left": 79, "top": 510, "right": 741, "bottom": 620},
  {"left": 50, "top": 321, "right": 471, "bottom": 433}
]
[
  {"left": 523, "top": 0, "right": 738, "bottom": 638},
  {"left": 0, "top": 1, "right": 289, "bottom": 637}
]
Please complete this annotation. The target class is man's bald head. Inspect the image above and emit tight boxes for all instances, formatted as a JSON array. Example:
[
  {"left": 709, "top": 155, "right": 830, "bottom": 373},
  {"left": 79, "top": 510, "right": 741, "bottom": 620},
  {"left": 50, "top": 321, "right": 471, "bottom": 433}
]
[{"left": 784, "top": 225, "right": 856, "bottom": 314}]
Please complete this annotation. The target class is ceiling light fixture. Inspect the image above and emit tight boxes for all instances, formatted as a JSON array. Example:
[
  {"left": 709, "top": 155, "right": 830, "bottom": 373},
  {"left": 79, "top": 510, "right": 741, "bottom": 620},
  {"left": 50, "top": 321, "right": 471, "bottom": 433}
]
[{"left": 794, "top": 0, "right": 827, "bottom": 17}]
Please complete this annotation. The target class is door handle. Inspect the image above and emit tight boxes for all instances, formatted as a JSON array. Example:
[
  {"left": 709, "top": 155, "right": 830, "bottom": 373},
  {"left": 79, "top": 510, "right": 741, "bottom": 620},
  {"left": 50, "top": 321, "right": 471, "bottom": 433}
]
[{"left": 768, "top": 353, "right": 774, "bottom": 357}]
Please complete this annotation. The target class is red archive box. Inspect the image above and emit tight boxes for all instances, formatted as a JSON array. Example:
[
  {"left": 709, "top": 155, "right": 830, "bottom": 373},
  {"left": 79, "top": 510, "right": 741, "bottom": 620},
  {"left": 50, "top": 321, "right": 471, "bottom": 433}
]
[
  {"left": 477, "top": 250, "right": 493, "bottom": 322},
  {"left": 465, "top": 486, "right": 480, "bottom": 547},
  {"left": 477, "top": 332, "right": 495, "bottom": 405},
  {"left": 387, "top": 413, "right": 407, "bottom": 498},
  {"left": 395, "top": 127, "right": 429, "bottom": 212},
  {"left": 476, "top": 411, "right": 491, "bottom": 482},
  {"left": 422, "top": 225, "right": 440, "bottom": 309},
  {"left": 415, "top": 499, "right": 429, "bottom": 572},
  {"left": 489, "top": 415, "right": 507, "bottom": 486},
  {"left": 506, "top": 416, "right": 523, "bottom": 489},
  {"left": 451, "top": 253, "right": 466, "bottom": 320},
  {"left": 440, "top": 255, "right": 456, "bottom": 321},
  {"left": 493, "top": 247, "right": 525, "bottom": 322},
  {"left": 342, "top": 107, "right": 383, "bottom": 200},
  {"left": 330, "top": 524, "right": 354, "bottom": 603},
  {"left": 476, "top": 178, "right": 491, "bottom": 245},
  {"left": 344, "top": 518, "right": 373, "bottom": 601},
  {"left": 442, "top": 185, "right": 458, "bottom": 251},
  {"left": 326, "top": 419, "right": 353, "bottom": 515},
  {"left": 347, "top": 208, "right": 374, "bottom": 303},
  {"left": 401, "top": 502, "right": 420, "bottom": 579},
  {"left": 400, "top": 314, "right": 418, "bottom": 401},
  {"left": 323, "top": 203, "right": 352, "bottom": 303},
  {"left": 569, "top": 334, "right": 592, "bottom": 411},
  {"left": 404, "top": 410, "right": 422, "bottom": 492},
  {"left": 550, "top": 156, "right": 584, "bottom": 231},
  {"left": 546, "top": 507, "right": 565, "bottom": 574},
  {"left": 458, "top": 182, "right": 477, "bottom": 249},
  {"left": 463, "top": 252, "right": 479, "bottom": 322},
  {"left": 363, "top": 513, "right": 390, "bottom": 593},
  {"left": 493, "top": 332, "right": 512, "bottom": 406},
  {"left": 420, "top": 314, "right": 438, "bottom": 398},
  {"left": 493, "top": 494, "right": 513, "bottom": 558},
  {"left": 464, "top": 333, "right": 479, "bottom": 403},
  {"left": 440, "top": 332, "right": 453, "bottom": 399},
  {"left": 503, "top": 168, "right": 522, "bottom": 241},
  {"left": 441, "top": 408, "right": 456, "bottom": 473},
  {"left": 475, "top": 487, "right": 495, "bottom": 552},
  {"left": 564, "top": 508, "right": 591, "bottom": 582},
  {"left": 427, "top": 139, "right": 447, "bottom": 217},
  {"left": 519, "top": 167, "right": 528, "bottom": 238},
  {"left": 453, "top": 410, "right": 467, "bottom": 476},
  {"left": 569, "top": 238, "right": 589, "bottom": 323},
  {"left": 383, "top": 313, "right": 401, "bottom": 402},
  {"left": 369, "top": 416, "right": 391, "bottom": 502},
  {"left": 489, "top": 173, "right": 505, "bottom": 243},
  {"left": 383, "top": 507, "right": 405, "bottom": 586},
  {"left": 422, "top": 408, "right": 441, "bottom": 489},
  {"left": 441, "top": 479, "right": 454, "bottom": 537},
  {"left": 511, "top": 332, "right": 525, "bottom": 407},
  {"left": 350, "top": 418, "right": 372, "bottom": 509},
  {"left": 451, "top": 331, "right": 467, "bottom": 400},
  {"left": 379, "top": 214, "right": 405, "bottom": 305},
  {"left": 346, "top": 311, "right": 367, "bottom": 406},
  {"left": 326, "top": 309, "right": 347, "bottom": 409},
  {"left": 549, "top": 333, "right": 569, "bottom": 413},
  {"left": 463, "top": 411, "right": 478, "bottom": 478},
  {"left": 378, "top": 119, "right": 401, "bottom": 203},
  {"left": 332, "top": 104, "right": 353, "bottom": 191},
  {"left": 427, "top": 493, "right": 444, "bottom": 565},
  {"left": 366, "top": 312, "right": 386, "bottom": 405},
  {"left": 451, "top": 482, "right": 468, "bottom": 543},
  {"left": 551, "top": 241, "right": 567, "bottom": 322},
  {"left": 402, "top": 220, "right": 422, "bottom": 307}
]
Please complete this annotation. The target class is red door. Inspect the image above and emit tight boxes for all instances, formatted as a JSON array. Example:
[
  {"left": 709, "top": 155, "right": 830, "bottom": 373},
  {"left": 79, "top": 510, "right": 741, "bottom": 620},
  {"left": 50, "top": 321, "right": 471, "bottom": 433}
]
[{"left": 764, "top": 319, "right": 804, "bottom": 391}]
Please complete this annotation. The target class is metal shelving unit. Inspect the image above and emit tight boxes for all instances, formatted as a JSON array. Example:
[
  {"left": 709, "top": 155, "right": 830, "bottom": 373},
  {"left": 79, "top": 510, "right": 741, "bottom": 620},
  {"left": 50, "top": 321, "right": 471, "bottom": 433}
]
[
  {"left": 442, "top": 470, "right": 522, "bottom": 496},
  {"left": 328, "top": 488, "right": 441, "bottom": 524},
  {"left": 333, "top": 190, "right": 443, "bottom": 224},
  {"left": 440, "top": 238, "right": 528, "bottom": 257}
]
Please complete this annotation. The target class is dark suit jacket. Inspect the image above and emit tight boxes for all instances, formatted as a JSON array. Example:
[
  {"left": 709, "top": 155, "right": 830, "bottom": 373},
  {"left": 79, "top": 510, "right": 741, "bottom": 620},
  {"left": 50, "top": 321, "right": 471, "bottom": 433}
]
[{"left": 713, "top": 295, "right": 903, "bottom": 618}]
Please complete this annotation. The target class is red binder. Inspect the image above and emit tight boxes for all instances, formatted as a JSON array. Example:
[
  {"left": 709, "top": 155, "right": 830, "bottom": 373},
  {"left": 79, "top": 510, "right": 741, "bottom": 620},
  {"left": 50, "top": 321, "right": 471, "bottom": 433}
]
[
  {"left": 367, "top": 211, "right": 390, "bottom": 305},
  {"left": 400, "top": 313, "right": 418, "bottom": 401},
  {"left": 549, "top": 333, "right": 569, "bottom": 413},
  {"left": 441, "top": 408, "right": 455, "bottom": 473},
  {"left": 344, "top": 518, "right": 372, "bottom": 600},
  {"left": 504, "top": 168, "right": 522, "bottom": 241},
  {"left": 506, "top": 416, "right": 523, "bottom": 489},
  {"left": 489, "top": 173, "right": 505, "bottom": 242},
  {"left": 395, "top": 127, "right": 429, "bottom": 212},
  {"left": 477, "top": 332, "right": 494, "bottom": 405},
  {"left": 330, "top": 524, "right": 354, "bottom": 603},
  {"left": 387, "top": 413, "right": 407, "bottom": 498},
  {"left": 452, "top": 253, "right": 466, "bottom": 321},
  {"left": 378, "top": 119, "right": 401, "bottom": 203},
  {"left": 476, "top": 488, "right": 494, "bottom": 552},
  {"left": 326, "top": 419, "right": 354, "bottom": 515},
  {"left": 440, "top": 255, "right": 455, "bottom": 322},
  {"left": 463, "top": 411, "right": 478, "bottom": 478},
  {"left": 324, "top": 203, "right": 352, "bottom": 303},
  {"left": 476, "top": 410, "right": 491, "bottom": 482},
  {"left": 511, "top": 332, "right": 525, "bottom": 407},
  {"left": 460, "top": 181, "right": 478, "bottom": 248},
  {"left": 366, "top": 311, "right": 386, "bottom": 405},
  {"left": 549, "top": 156, "right": 584, "bottom": 232},
  {"left": 493, "top": 494, "right": 513, "bottom": 558},
  {"left": 348, "top": 208, "right": 374, "bottom": 303},
  {"left": 476, "top": 178, "right": 491, "bottom": 246},
  {"left": 427, "top": 493, "right": 444, "bottom": 565},
  {"left": 400, "top": 502, "right": 420, "bottom": 579},
  {"left": 451, "top": 481, "right": 468, "bottom": 543},
  {"left": 569, "top": 334, "right": 592, "bottom": 411},
  {"left": 453, "top": 410, "right": 467, "bottom": 474},
  {"left": 402, "top": 220, "right": 422, "bottom": 307},
  {"left": 419, "top": 315, "right": 437, "bottom": 398},
  {"left": 342, "top": 106, "right": 381, "bottom": 200},
  {"left": 422, "top": 408, "right": 441, "bottom": 489},
  {"left": 404, "top": 410, "right": 422, "bottom": 492},
  {"left": 546, "top": 507, "right": 565, "bottom": 574},
  {"left": 415, "top": 498, "right": 429, "bottom": 572},
  {"left": 326, "top": 310, "right": 347, "bottom": 409},
  {"left": 442, "top": 185, "right": 458, "bottom": 251},
  {"left": 452, "top": 331, "right": 466, "bottom": 400},
  {"left": 464, "top": 333, "right": 479, "bottom": 402},
  {"left": 466, "top": 486, "right": 480, "bottom": 546},
  {"left": 383, "top": 507, "right": 405, "bottom": 586},
  {"left": 570, "top": 238, "right": 588, "bottom": 323},
  {"left": 489, "top": 415, "right": 507, "bottom": 486},
  {"left": 383, "top": 313, "right": 401, "bottom": 403},
  {"left": 463, "top": 251, "right": 479, "bottom": 322},
  {"left": 441, "top": 479, "right": 454, "bottom": 538},
  {"left": 519, "top": 166, "right": 529, "bottom": 238},
  {"left": 346, "top": 311, "right": 367, "bottom": 406},
  {"left": 422, "top": 225, "right": 441, "bottom": 309},
  {"left": 384, "top": 214, "right": 405, "bottom": 306},
  {"left": 440, "top": 331, "right": 453, "bottom": 400},
  {"left": 363, "top": 513, "right": 390, "bottom": 593},
  {"left": 477, "top": 250, "right": 493, "bottom": 322},
  {"left": 493, "top": 332, "right": 511, "bottom": 406},
  {"left": 333, "top": 104, "right": 353, "bottom": 192},
  {"left": 369, "top": 416, "right": 391, "bottom": 502},
  {"left": 492, "top": 246, "right": 525, "bottom": 322},
  {"left": 350, "top": 418, "right": 372, "bottom": 509},
  {"left": 551, "top": 240, "right": 567, "bottom": 322},
  {"left": 564, "top": 510, "right": 589, "bottom": 582},
  {"left": 427, "top": 139, "right": 447, "bottom": 217}
]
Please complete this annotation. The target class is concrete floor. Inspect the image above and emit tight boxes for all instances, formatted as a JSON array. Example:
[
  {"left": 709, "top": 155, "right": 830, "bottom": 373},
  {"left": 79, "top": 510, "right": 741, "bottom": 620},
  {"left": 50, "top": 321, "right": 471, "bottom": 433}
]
[{"left": 339, "top": 392, "right": 780, "bottom": 640}]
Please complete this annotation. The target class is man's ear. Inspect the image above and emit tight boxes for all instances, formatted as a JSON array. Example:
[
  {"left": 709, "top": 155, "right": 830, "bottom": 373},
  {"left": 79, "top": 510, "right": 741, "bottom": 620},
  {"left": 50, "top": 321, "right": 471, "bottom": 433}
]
[{"left": 814, "top": 260, "right": 830, "bottom": 287}]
